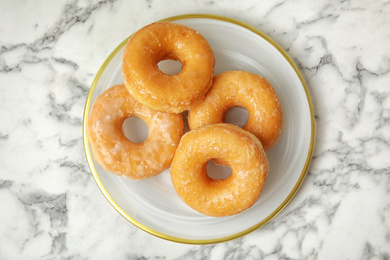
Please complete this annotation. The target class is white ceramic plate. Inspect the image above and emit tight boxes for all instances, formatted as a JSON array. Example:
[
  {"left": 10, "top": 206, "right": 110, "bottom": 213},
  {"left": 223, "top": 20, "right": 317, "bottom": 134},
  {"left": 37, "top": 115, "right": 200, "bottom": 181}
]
[{"left": 83, "top": 14, "right": 315, "bottom": 244}]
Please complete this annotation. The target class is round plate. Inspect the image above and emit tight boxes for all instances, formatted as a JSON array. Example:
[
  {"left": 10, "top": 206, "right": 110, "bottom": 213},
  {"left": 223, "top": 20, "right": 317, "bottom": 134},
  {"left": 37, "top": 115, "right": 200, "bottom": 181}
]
[{"left": 83, "top": 14, "right": 315, "bottom": 244}]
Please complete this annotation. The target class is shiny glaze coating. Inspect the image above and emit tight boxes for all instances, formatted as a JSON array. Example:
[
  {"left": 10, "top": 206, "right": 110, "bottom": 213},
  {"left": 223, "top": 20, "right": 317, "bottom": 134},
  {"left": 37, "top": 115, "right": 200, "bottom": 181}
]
[
  {"left": 87, "top": 84, "right": 183, "bottom": 180},
  {"left": 170, "top": 123, "right": 269, "bottom": 217},
  {"left": 188, "top": 71, "right": 284, "bottom": 151},
  {"left": 122, "top": 22, "right": 215, "bottom": 113}
]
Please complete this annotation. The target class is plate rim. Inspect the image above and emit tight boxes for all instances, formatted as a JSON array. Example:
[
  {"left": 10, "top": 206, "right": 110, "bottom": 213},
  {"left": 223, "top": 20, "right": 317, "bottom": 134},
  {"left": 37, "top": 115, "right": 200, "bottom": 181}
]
[{"left": 82, "top": 13, "right": 315, "bottom": 245}]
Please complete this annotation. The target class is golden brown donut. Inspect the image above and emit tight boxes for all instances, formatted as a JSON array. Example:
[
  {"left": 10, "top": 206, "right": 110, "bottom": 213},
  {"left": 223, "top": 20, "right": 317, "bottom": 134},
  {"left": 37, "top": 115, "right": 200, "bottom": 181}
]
[
  {"left": 170, "top": 123, "right": 269, "bottom": 217},
  {"left": 188, "top": 70, "right": 284, "bottom": 151},
  {"left": 122, "top": 22, "right": 215, "bottom": 113},
  {"left": 87, "top": 84, "right": 183, "bottom": 180}
]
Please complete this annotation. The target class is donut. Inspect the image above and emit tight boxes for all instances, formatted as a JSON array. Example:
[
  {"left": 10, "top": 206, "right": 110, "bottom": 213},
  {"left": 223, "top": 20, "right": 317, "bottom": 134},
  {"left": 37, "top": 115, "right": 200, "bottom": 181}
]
[
  {"left": 170, "top": 123, "right": 269, "bottom": 217},
  {"left": 188, "top": 70, "right": 284, "bottom": 151},
  {"left": 87, "top": 84, "right": 183, "bottom": 180},
  {"left": 122, "top": 21, "right": 215, "bottom": 113}
]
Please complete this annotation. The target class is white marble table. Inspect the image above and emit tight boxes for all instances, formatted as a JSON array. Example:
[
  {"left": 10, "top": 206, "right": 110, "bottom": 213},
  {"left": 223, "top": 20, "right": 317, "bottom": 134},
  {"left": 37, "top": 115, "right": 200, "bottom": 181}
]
[{"left": 1, "top": 0, "right": 389, "bottom": 259}]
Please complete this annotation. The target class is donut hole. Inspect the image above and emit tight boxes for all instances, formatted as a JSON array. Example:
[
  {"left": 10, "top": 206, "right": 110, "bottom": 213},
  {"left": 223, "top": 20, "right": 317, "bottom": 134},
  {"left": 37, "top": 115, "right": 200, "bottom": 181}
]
[
  {"left": 122, "top": 116, "right": 148, "bottom": 143},
  {"left": 224, "top": 106, "right": 249, "bottom": 127},
  {"left": 206, "top": 160, "right": 232, "bottom": 180},
  {"left": 181, "top": 110, "right": 190, "bottom": 134},
  {"left": 158, "top": 59, "right": 182, "bottom": 75}
]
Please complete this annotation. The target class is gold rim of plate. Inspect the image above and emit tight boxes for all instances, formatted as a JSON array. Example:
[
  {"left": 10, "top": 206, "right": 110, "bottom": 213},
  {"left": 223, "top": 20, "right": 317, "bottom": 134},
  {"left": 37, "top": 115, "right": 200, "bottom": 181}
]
[{"left": 82, "top": 13, "right": 316, "bottom": 245}]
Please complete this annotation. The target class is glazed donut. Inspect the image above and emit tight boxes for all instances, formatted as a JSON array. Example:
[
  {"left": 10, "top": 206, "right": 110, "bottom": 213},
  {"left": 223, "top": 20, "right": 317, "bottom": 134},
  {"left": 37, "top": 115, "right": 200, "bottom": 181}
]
[
  {"left": 170, "top": 123, "right": 269, "bottom": 217},
  {"left": 87, "top": 84, "right": 183, "bottom": 180},
  {"left": 122, "top": 22, "right": 215, "bottom": 113},
  {"left": 188, "top": 70, "right": 284, "bottom": 151}
]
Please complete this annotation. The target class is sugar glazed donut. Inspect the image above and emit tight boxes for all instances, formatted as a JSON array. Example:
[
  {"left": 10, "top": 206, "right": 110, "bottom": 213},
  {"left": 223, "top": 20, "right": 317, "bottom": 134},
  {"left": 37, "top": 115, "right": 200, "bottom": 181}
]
[
  {"left": 170, "top": 123, "right": 269, "bottom": 217},
  {"left": 188, "top": 71, "right": 284, "bottom": 151},
  {"left": 87, "top": 84, "right": 183, "bottom": 180},
  {"left": 122, "top": 22, "right": 215, "bottom": 113}
]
